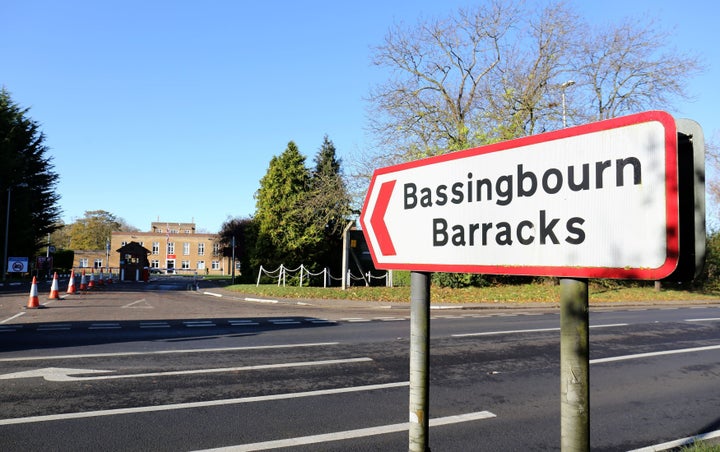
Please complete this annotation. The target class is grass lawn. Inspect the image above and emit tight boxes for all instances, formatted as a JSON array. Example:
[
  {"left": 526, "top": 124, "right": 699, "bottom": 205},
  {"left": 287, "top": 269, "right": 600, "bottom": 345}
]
[{"left": 225, "top": 281, "right": 720, "bottom": 305}]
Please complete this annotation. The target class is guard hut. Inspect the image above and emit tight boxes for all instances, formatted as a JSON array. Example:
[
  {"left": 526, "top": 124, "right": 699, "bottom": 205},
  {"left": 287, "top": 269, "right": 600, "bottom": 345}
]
[{"left": 117, "top": 241, "right": 151, "bottom": 282}]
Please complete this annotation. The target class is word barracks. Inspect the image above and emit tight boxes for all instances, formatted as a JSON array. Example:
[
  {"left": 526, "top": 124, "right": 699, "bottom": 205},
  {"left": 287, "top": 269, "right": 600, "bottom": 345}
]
[{"left": 403, "top": 157, "right": 643, "bottom": 248}]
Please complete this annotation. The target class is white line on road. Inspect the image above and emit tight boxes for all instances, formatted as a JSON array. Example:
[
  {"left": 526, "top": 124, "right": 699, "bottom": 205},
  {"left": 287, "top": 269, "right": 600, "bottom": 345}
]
[
  {"left": 122, "top": 299, "right": 152, "bottom": 308},
  {"left": 196, "top": 411, "right": 497, "bottom": 451},
  {"left": 0, "top": 342, "right": 340, "bottom": 362},
  {"left": 0, "top": 358, "right": 373, "bottom": 381},
  {"left": 590, "top": 344, "right": 720, "bottom": 364},
  {"left": 244, "top": 297, "right": 278, "bottom": 303},
  {"left": 629, "top": 428, "right": 720, "bottom": 451},
  {"left": 0, "top": 381, "right": 410, "bottom": 426},
  {"left": 1, "top": 312, "right": 25, "bottom": 324},
  {"left": 685, "top": 317, "right": 720, "bottom": 322},
  {"left": 452, "top": 324, "right": 628, "bottom": 337}
]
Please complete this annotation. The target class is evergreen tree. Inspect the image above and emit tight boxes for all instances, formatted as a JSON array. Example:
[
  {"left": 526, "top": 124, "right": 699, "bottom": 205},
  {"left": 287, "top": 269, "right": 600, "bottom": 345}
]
[
  {"left": 0, "top": 89, "right": 61, "bottom": 275},
  {"left": 254, "top": 141, "right": 317, "bottom": 267},
  {"left": 308, "top": 135, "right": 352, "bottom": 273}
]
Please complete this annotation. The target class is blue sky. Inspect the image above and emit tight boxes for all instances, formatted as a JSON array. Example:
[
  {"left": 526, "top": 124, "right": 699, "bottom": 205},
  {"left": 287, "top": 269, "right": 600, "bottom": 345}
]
[{"left": 2, "top": 1, "right": 718, "bottom": 233}]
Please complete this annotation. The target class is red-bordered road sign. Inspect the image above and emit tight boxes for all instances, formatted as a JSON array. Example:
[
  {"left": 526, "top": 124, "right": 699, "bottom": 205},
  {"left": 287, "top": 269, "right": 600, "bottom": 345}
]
[{"left": 360, "top": 111, "right": 679, "bottom": 280}]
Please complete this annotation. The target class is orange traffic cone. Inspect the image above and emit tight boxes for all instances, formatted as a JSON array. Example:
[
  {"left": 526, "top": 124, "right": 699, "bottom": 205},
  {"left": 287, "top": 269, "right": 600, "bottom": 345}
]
[
  {"left": 98, "top": 269, "right": 105, "bottom": 286},
  {"left": 26, "top": 276, "right": 41, "bottom": 309},
  {"left": 79, "top": 270, "right": 88, "bottom": 291},
  {"left": 48, "top": 272, "right": 61, "bottom": 299},
  {"left": 106, "top": 270, "right": 113, "bottom": 284},
  {"left": 67, "top": 270, "right": 77, "bottom": 295},
  {"left": 88, "top": 270, "right": 95, "bottom": 289}
]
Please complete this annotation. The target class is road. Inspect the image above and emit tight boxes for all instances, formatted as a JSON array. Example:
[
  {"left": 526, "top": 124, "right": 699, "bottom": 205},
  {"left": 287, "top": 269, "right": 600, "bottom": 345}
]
[{"left": 1, "top": 278, "right": 720, "bottom": 450}]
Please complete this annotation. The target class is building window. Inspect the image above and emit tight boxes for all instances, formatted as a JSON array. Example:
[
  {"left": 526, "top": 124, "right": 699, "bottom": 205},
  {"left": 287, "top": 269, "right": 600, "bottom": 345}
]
[
  {"left": 197, "top": 260, "right": 205, "bottom": 270},
  {"left": 151, "top": 259, "right": 160, "bottom": 268},
  {"left": 211, "top": 260, "right": 220, "bottom": 270},
  {"left": 121, "top": 241, "right": 127, "bottom": 247},
  {"left": 79, "top": 258, "right": 88, "bottom": 268},
  {"left": 213, "top": 243, "right": 220, "bottom": 256},
  {"left": 181, "top": 260, "right": 190, "bottom": 269},
  {"left": 152, "top": 242, "right": 160, "bottom": 255},
  {"left": 94, "top": 259, "right": 103, "bottom": 268},
  {"left": 167, "top": 242, "right": 175, "bottom": 254},
  {"left": 198, "top": 243, "right": 205, "bottom": 256},
  {"left": 183, "top": 242, "right": 190, "bottom": 255}
]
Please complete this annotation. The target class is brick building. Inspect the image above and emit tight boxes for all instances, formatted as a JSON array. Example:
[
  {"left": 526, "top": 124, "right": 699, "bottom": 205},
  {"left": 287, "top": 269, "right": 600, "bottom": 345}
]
[{"left": 72, "top": 221, "right": 232, "bottom": 276}]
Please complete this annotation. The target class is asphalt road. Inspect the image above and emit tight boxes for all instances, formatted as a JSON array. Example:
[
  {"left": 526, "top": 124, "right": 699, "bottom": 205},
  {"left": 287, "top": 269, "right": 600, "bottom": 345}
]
[{"left": 1, "top": 279, "right": 720, "bottom": 451}]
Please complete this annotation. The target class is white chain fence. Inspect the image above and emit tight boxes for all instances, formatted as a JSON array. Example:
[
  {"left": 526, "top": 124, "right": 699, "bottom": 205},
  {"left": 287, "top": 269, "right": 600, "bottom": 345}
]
[{"left": 256, "top": 264, "right": 391, "bottom": 287}]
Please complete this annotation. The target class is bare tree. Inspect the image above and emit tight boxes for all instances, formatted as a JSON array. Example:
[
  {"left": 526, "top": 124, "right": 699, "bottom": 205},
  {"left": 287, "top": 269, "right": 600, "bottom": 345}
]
[
  {"left": 486, "top": 2, "right": 580, "bottom": 138},
  {"left": 366, "top": 0, "right": 522, "bottom": 164},
  {"left": 363, "top": 2, "right": 703, "bottom": 169},
  {"left": 572, "top": 17, "right": 703, "bottom": 123}
]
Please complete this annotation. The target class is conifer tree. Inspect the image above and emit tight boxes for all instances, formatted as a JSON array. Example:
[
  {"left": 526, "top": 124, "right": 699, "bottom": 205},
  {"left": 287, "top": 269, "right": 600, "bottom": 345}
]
[
  {"left": 307, "top": 135, "right": 352, "bottom": 272},
  {"left": 0, "top": 89, "right": 61, "bottom": 276},
  {"left": 254, "top": 141, "right": 317, "bottom": 267}
]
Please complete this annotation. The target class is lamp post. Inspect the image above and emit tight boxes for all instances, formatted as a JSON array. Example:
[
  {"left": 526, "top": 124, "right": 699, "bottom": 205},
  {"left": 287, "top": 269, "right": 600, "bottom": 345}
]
[
  {"left": 2, "top": 183, "right": 28, "bottom": 281},
  {"left": 561, "top": 80, "right": 575, "bottom": 128}
]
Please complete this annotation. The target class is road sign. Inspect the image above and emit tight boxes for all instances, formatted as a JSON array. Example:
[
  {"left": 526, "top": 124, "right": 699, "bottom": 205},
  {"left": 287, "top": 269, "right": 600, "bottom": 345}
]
[{"left": 360, "top": 111, "right": 680, "bottom": 279}]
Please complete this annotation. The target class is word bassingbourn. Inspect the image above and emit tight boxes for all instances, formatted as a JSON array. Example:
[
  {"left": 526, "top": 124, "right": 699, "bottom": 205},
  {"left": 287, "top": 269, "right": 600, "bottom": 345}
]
[{"left": 403, "top": 157, "right": 643, "bottom": 247}]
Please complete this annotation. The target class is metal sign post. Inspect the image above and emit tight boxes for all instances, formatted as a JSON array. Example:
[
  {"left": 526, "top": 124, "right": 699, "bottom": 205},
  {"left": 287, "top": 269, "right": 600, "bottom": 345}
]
[
  {"left": 560, "top": 278, "right": 590, "bottom": 450},
  {"left": 409, "top": 271, "right": 431, "bottom": 451}
]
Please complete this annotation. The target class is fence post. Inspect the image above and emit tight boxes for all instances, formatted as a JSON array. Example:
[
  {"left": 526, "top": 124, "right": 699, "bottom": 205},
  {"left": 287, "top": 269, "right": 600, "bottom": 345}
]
[
  {"left": 299, "top": 265, "right": 304, "bottom": 287},
  {"left": 256, "top": 265, "right": 263, "bottom": 287}
]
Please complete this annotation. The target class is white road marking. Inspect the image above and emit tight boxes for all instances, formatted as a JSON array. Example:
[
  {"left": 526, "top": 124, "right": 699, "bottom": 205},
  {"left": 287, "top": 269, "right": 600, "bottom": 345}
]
[
  {"left": 1, "top": 312, "right": 25, "bottom": 324},
  {"left": 452, "top": 324, "right": 628, "bottom": 337},
  {"left": 0, "top": 342, "right": 340, "bottom": 362},
  {"left": 203, "top": 291, "right": 223, "bottom": 297},
  {"left": 628, "top": 428, "right": 720, "bottom": 451},
  {"left": 122, "top": 298, "right": 152, "bottom": 308},
  {"left": 184, "top": 320, "right": 216, "bottom": 327},
  {"left": 36, "top": 323, "right": 72, "bottom": 331},
  {"left": 244, "top": 297, "right": 278, "bottom": 303},
  {"left": 196, "top": 411, "right": 496, "bottom": 451},
  {"left": 0, "top": 358, "right": 373, "bottom": 381},
  {"left": 590, "top": 344, "right": 720, "bottom": 364},
  {"left": 0, "top": 381, "right": 410, "bottom": 426},
  {"left": 685, "top": 317, "right": 720, "bottom": 322}
]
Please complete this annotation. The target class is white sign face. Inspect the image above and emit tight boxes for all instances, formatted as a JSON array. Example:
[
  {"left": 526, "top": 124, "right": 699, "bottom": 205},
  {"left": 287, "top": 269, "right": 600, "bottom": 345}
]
[
  {"left": 8, "top": 257, "right": 29, "bottom": 273},
  {"left": 360, "top": 111, "right": 679, "bottom": 279}
]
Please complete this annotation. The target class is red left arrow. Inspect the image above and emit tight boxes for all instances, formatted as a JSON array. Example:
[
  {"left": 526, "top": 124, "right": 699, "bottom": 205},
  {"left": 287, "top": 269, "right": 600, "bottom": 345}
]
[{"left": 370, "top": 180, "right": 397, "bottom": 256}]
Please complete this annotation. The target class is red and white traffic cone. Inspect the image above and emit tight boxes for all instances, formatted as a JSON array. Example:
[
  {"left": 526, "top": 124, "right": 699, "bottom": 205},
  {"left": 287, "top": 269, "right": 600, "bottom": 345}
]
[
  {"left": 79, "top": 270, "right": 88, "bottom": 292},
  {"left": 88, "top": 270, "right": 95, "bottom": 289},
  {"left": 67, "top": 270, "right": 77, "bottom": 295},
  {"left": 26, "top": 277, "right": 41, "bottom": 309},
  {"left": 106, "top": 269, "right": 113, "bottom": 284},
  {"left": 98, "top": 269, "right": 105, "bottom": 287},
  {"left": 48, "top": 272, "right": 61, "bottom": 299}
]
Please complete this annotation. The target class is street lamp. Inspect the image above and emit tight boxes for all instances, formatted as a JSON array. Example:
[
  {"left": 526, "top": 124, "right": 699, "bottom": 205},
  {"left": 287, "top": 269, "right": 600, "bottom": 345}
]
[
  {"left": 561, "top": 80, "right": 575, "bottom": 128},
  {"left": 3, "top": 183, "right": 29, "bottom": 281}
]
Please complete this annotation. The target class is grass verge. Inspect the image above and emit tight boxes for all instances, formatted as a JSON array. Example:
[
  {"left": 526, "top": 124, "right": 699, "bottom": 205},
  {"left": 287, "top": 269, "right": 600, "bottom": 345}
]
[{"left": 225, "top": 282, "right": 720, "bottom": 305}]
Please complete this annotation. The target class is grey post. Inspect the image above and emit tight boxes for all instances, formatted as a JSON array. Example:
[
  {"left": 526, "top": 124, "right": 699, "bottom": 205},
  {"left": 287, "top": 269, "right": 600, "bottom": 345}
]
[
  {"left": 560, "top": 277, "right": 590, "bottom": 451},
  {"left": 409, "top": 271, "right": 431, "bottom": 451}
]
